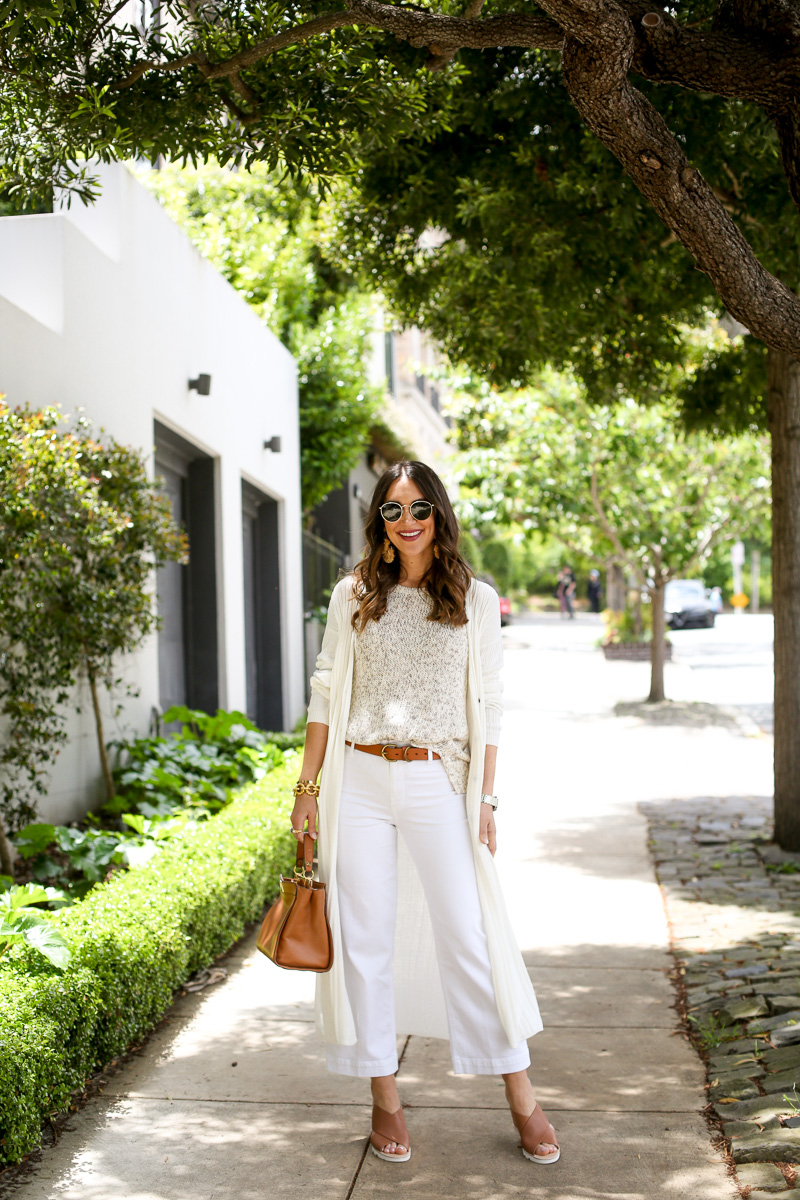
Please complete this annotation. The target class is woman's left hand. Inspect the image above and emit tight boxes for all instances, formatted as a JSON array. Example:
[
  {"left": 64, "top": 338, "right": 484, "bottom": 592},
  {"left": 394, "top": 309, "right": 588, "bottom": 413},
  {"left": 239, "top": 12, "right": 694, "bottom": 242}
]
[{"left": 480, "top": 802, "right": 497, "bottom": 856}]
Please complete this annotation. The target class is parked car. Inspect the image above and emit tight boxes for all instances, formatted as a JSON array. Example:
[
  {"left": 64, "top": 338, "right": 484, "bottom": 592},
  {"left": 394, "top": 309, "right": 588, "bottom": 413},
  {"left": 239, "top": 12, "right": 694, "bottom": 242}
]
[{"left": 664, "top": 579, "right": 716, "bottom": 629}]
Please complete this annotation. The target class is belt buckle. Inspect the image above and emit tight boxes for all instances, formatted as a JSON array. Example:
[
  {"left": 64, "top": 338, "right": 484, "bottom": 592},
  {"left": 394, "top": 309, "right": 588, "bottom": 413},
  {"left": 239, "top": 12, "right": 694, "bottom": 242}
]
[{"left": 380, "top": 744, "right": 416, "bottom": 761}]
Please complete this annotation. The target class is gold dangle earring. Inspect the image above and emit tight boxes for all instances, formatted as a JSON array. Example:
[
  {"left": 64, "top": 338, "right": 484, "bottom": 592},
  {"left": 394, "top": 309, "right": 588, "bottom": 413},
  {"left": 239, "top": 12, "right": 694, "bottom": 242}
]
[
  {"left": 382, "top": 537, "right": 396, "bottom": 564},
  {"left": 433, "top": 542, "right": 440, "bottom": 560}
]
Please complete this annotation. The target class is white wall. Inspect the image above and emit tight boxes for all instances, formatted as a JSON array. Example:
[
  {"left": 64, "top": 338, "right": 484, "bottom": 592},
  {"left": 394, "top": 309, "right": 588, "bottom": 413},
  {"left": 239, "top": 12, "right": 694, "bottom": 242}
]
[{"left": 0, "top": 164, "right": 305, "bottom": 823}]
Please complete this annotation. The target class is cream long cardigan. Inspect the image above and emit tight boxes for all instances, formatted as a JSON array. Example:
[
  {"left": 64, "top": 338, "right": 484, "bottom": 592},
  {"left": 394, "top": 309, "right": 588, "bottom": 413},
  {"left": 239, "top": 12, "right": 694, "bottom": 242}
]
[{"left": 307, "top": 575, "right": 543, "bottom": 1049}]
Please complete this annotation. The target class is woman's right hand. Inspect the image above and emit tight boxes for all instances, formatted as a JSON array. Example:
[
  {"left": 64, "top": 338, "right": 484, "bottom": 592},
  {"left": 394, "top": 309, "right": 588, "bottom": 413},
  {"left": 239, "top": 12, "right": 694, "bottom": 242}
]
[
  {"left": 292, "top": 724, "right": 328, "bottom": 842},
  {"left": 291, "top": 795, "right": 318, "bottom": 841}
]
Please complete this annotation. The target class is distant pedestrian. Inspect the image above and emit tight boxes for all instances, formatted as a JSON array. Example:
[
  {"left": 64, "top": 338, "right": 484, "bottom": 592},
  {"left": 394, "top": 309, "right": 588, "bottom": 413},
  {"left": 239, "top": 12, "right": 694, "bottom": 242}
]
[
  {"left": 292, "top": 459, "right": 558, "bottom": 1168},
  {"left": 556, "top": 566, "right": 576, "bottom": 619},
  {"left": 709, "top": 586, "right": 723, "bottom": 614},
  {"left": 587, "top": 569, "right": 603, "bottom": 614}
]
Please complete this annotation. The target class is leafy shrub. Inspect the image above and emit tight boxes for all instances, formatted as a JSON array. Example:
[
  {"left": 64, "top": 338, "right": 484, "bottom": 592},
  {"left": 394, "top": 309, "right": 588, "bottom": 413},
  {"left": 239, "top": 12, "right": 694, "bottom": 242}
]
[
  {"left": 107, "top": 706, "right": 285, "bottom": 817},
  {"left": 0, "top": 762, "right": 296, "bottom": 1163},
  {"left": 13, "top": 814, "right": 192, "bottom": 899},
  {"left": 14, "top": 822, "right": 128, "bottom": 899},
  {"left": 12, "top": 708, "right": 291, "bottom": 907},
  {"left": 262, "top": 730, "right": 306, "bottom": 752},
  {"left": 601, "top": 604, "right": 667, "bottom": 646}
]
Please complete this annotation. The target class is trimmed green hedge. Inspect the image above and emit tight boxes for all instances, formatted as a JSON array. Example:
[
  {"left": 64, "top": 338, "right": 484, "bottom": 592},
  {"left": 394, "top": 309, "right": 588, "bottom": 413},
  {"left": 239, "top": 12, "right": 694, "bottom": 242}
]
[{"left": 0, "top": 764, "right": 295, "bottom": 1163}]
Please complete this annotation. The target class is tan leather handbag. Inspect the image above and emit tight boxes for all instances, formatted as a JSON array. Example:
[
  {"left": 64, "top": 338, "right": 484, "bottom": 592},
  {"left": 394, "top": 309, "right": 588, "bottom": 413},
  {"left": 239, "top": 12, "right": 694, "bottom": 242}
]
[{"left": 256, "top": 834, "right": 333, "bottom": 972}]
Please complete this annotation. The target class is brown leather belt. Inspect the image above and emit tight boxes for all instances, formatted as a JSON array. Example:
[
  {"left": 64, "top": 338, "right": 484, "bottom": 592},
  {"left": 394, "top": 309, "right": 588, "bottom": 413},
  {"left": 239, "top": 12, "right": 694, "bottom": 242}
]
[{"left": 346, "top": 741, "right": 440, "bottom": 762}]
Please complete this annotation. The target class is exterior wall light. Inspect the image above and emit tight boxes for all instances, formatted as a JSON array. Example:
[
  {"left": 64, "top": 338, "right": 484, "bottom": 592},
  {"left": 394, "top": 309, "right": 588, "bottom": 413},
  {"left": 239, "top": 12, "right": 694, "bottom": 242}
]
[
  {"left": 264, "top": 436, "right": 282, "bottom": 453},
  {"left": 188, "top": 374, "right": 212, "bottom": 395}
]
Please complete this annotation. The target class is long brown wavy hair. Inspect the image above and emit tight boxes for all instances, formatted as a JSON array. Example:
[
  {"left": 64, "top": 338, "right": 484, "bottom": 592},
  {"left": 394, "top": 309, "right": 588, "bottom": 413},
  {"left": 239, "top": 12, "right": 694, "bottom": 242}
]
[{"left": 352, "top": 460, "right": 473, "bottom": 630}]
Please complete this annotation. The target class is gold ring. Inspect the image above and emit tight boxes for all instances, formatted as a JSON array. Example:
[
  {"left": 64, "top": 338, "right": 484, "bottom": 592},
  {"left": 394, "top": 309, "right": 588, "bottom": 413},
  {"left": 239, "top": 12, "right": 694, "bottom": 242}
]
[{"left": 291, "top": 827, "right": 304, "bottom": 834}]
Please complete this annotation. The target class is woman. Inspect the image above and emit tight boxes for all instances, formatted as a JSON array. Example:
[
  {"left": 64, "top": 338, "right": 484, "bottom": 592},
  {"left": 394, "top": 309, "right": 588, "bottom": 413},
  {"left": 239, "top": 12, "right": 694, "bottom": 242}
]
[{"left": 291, "top": 461, "right": 559, "bottom": 1166}]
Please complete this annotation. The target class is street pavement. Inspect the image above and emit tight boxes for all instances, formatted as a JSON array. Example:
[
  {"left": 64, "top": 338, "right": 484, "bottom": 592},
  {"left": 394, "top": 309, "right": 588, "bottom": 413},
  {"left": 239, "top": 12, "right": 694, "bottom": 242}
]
[
  {"left": 9, "top": 612, "right": 775, "bottom": 1200},
  {"left": 667, "top": 612, "right": 774, "bottom": 734}
]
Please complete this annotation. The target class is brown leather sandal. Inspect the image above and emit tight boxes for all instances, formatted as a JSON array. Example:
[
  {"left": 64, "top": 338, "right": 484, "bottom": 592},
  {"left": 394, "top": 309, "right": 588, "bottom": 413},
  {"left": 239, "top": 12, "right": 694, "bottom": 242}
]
[
  {"left": 370, "top": 1104, "right": 411, "bottom": 1163},
  {"left": 511, "top": 1102, "right": 560, "bottom": 1164}
]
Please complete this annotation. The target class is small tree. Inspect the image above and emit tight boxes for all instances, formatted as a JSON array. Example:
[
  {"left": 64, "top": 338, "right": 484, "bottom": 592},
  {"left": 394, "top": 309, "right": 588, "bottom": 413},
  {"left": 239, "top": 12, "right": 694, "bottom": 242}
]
[
  {"left": 0, "top": 403, "right": 185, "bottom": 855},
  {"left": 455, "top": 372, "right": 770, "bottom": 702}
]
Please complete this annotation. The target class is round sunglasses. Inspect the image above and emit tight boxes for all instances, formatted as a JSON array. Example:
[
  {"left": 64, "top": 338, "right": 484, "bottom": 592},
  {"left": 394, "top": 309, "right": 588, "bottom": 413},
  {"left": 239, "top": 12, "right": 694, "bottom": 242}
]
[{"left": 379, "top": 500, "right": 435, "bottom": 523}]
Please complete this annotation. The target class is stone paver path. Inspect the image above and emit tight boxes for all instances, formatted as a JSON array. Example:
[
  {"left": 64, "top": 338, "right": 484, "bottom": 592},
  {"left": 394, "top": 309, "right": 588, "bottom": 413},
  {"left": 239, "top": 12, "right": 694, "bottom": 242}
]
[
  {"left": 644, "top": 794, "right": 800, "bottom": 1191},
  {"left": 8, "top": 615, "right": 774, "bottom": 1200}
]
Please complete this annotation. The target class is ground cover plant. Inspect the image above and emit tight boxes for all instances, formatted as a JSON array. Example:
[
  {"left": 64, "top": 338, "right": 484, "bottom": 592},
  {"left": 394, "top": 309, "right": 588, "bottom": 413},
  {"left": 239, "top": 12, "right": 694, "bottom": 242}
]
[
  {"left": 106, "top": 705, "right": 288, "bottom": 817},
  {"left": 10, "top": 707, "right": 298, "bottom": 899},
  {"left": 0, "top": 757, "right": 298, "bottom": 1165}
]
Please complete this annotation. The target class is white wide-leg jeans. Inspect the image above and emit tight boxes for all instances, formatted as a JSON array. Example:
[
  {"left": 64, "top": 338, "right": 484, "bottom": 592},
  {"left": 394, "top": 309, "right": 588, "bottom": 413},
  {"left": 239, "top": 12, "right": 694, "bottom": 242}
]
[{"left": 326, "top": 748, "right": 531, "bottom": 1078}]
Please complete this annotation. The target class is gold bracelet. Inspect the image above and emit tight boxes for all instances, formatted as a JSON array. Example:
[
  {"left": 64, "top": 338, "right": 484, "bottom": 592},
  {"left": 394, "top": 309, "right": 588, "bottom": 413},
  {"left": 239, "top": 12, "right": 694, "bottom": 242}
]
[{"left": 293, "top": 779, "right": 320, "bottom": 799}]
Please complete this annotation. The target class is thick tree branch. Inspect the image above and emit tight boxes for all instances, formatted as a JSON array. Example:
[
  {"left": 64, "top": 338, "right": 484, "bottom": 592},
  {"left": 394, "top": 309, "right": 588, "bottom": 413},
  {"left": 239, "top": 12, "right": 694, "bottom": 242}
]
[
  {"left": 629, "top": 5, "right": 800, "bottom": 107},
  {"left": 530, "top": 0, "right": 800, "bottom": 357},
  {"left": 108, "top": 0, "right": 800, "bottom": 112}
]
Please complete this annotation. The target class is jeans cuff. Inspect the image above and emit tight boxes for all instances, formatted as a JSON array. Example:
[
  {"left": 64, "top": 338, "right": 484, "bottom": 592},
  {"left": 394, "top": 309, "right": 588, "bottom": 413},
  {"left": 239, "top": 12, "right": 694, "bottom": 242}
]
[
  {"left": 450, "top": 1046, "right": 531, "bottom": 1076},
  {"left": 326, "top": 1053, "right": 400, "bottom": 1078}
]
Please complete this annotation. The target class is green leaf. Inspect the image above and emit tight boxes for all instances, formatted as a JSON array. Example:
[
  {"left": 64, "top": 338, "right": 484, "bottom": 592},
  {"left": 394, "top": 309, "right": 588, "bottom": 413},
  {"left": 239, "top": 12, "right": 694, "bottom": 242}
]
[
  {"left": 13, "top": 823, "right": 56, "bottom": 859},
  {"left": 0, "top": 883, "right": 52, "bottom": 910},
  {"left": 20, "top": 918, "right": 71, "bottom": 970}
]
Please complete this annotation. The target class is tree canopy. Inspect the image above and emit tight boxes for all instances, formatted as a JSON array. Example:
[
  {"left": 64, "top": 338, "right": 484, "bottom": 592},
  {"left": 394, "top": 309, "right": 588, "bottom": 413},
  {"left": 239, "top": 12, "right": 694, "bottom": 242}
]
[
  {"left": 326, "top": 56, "right": 785, "bottom": 428},
  {"left": 3, "top": 0, "right": 800, "bottom": 362}
]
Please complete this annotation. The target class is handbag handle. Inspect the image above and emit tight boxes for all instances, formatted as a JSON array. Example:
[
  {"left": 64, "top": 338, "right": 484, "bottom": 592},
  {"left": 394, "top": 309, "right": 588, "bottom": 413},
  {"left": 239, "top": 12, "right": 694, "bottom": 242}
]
[{"left": 294, "top": 833, "right": 315, "bottom": 879}]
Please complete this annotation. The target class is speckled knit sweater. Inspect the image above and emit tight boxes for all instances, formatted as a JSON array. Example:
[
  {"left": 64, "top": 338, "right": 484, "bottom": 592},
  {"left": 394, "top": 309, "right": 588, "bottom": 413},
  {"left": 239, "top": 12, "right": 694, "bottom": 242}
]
[{"left": 344, "top": 584, "right": 470, "bottom": 793}]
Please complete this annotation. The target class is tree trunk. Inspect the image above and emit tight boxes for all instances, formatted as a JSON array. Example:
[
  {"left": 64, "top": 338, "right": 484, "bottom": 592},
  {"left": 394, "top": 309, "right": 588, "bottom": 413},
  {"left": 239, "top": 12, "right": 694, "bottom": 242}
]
[
  {"left": 607, "top": 563, "right": 625, "bottom": 611},
  {"left": 0, "top": 815, "right": 14, "bottom": 879},
  {"left": 633, "top": 590, "right": 643, "bottom": 638},
  {"left": 87, "top": 667, "right": 115, "bottom": 804},
  {"left": 648, "top": 578, "right": 666, "bottom": 703},
  {"left": 769, "top": 349, "right": 800, "bottom": 849}
]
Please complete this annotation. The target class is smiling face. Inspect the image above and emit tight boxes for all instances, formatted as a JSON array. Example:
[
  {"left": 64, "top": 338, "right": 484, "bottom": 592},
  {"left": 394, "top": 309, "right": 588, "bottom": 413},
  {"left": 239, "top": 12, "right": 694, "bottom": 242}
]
[{"left": 383, "top": 474, "right": 436, "bottom": 575}]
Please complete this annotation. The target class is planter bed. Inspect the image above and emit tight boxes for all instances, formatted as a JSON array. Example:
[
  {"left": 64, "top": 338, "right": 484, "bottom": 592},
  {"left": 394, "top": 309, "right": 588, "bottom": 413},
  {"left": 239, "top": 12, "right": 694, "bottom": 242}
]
[
  {"left": 0, "top": 762, "right": 296, "bottom": 1165},
  {"left": 602, "top": 641, "right": 673, "bottom": 662}
]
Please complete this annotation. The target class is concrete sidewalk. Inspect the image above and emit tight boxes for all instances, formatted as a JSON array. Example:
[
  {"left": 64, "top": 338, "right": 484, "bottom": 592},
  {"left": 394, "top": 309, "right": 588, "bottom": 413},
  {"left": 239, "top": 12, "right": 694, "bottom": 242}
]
[{"left": 9, "top": 616, "right": 774, "bottom": 1200}]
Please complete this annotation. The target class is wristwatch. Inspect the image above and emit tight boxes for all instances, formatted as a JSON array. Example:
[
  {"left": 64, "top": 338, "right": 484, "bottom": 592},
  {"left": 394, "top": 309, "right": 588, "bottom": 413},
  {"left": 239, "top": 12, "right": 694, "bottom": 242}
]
[{"left": 481, "top": 793, "right": 499, "bottom": 811}]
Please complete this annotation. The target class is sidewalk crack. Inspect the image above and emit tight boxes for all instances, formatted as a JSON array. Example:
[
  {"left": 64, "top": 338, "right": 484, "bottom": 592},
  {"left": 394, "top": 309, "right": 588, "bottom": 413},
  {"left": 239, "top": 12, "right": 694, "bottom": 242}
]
[
  {"left": 396, "top": 1035, "right": 411, "bottom": 1074},
  {"left": 344, "top": 1140, "right": 370, "bottom": 1200}
]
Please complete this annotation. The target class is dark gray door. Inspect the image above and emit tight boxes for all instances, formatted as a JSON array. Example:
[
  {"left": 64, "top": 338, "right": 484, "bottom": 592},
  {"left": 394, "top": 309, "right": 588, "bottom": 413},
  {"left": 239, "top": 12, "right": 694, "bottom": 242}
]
[
  {"left": 242, "top": 482, "right": 283, "bottom": 730},
  {"left": 242, "top": 491, "right": 259, "bottom": 722},
  {"left": 155, "top": 422, "right": 219, "bottom": 716}
]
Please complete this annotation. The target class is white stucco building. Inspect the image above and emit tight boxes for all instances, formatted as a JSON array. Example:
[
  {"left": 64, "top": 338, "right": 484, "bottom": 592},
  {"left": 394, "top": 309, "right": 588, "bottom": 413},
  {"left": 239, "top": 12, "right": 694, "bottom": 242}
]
[{"left": 0, "top": 163, "right": 305, "bottom": 823}]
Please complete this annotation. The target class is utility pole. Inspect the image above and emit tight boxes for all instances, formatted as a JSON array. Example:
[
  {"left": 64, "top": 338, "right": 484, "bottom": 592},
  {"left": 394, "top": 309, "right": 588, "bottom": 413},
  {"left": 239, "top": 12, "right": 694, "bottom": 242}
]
[
  {"left": 731, "top": 540, "right": 747, "bottom": 616},
  {"left": 751, "top": 549, "right": 761, "bottom": 615}
]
